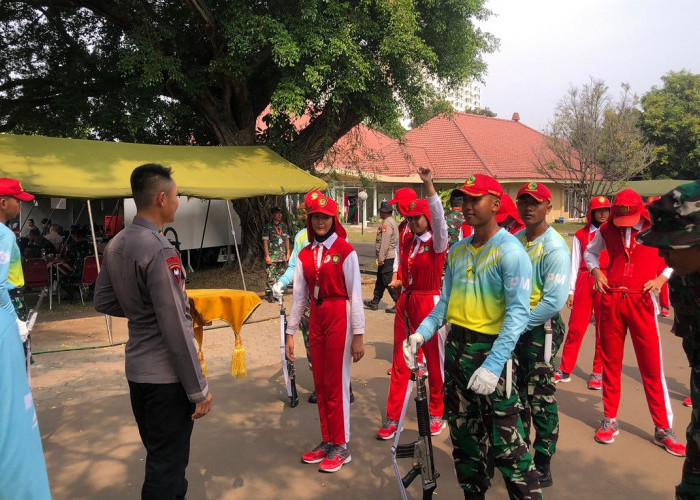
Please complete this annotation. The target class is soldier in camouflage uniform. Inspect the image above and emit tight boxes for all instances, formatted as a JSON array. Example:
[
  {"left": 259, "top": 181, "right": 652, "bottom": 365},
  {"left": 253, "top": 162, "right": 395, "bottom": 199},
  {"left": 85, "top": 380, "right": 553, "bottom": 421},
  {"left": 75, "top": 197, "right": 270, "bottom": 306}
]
[
  {"left": 406, "top": 174, "right": 541, "bottom": 499},
  {"left": 263, "top": 206, "right": 290, "bottom": 303},
  {"left": 513, "top": 182, "right": 570, "bottom": 488},
  {"left": 445, "top": 195, "right": 465, "bottom": 247},
  {"left": 636, "top": 180, "right": 700, "bottom": 500}
]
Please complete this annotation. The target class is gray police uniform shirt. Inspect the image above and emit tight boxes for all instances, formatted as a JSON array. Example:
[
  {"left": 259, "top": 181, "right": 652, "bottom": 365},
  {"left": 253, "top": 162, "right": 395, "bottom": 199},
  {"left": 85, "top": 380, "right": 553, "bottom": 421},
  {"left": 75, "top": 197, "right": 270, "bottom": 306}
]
[
  {"left": 375, "top": 216, "right": 398, "bottom": 262},
  {"left": 94, "top": 215, "right": 209, "bottom": 403}
]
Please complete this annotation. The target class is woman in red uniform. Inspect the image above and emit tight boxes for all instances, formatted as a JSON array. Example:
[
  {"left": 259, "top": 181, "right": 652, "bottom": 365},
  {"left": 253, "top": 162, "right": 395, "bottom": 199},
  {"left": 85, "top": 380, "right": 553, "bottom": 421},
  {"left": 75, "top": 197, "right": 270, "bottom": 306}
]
[
  {"left": 496, "top": 193, "right": 525, "bottom": 234},
  {"left": 285, "top": 194, "right": 365, "bottom": 473},
  {"left": 555, "top": 196, "right": 610, "bottom": 390},
  {"left": 377, "top": 167, "right": 449, "bottom": 439}
]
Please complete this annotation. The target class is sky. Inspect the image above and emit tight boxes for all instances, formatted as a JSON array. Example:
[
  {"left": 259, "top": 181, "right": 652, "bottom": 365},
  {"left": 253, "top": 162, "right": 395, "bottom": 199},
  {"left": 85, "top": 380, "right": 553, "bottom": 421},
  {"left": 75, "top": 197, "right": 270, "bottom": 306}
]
[{"left": 478, "top": 0, "right": 700, "bottom": 131}]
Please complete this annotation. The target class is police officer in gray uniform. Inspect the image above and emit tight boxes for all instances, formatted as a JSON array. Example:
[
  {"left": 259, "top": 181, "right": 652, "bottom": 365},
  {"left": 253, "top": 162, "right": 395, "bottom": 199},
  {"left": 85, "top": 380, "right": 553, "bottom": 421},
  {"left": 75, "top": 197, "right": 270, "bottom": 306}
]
[
  {"left": 94, "top": 163, "right": 212, "bottom": 500},
  {"left": 364, "top": 201, "right": 399, "bottom": 313}
]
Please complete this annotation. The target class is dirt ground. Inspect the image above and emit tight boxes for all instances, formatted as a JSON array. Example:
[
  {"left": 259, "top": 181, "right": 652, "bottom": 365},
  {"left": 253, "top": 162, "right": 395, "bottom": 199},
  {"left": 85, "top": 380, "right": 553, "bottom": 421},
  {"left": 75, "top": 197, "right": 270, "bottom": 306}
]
[{"left": 30, "top": 282, "right": 688, "bottom": 500}]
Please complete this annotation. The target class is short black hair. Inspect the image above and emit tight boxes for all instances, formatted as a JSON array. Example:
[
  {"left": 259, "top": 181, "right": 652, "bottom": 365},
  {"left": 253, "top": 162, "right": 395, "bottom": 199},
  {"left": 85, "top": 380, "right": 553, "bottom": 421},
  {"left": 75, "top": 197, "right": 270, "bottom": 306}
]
[
  {"left": 28, "top": 218, "right": 34, "bottom": 223},
  {"left": 41, "top": 218, "right": 50, "bottom": 224},
  {"left": 75, "top": 228, "right": 88, "bottom": 239},
  {"left": 271, "top": 206, "right": 282, "bottom": 214},
  {"left": 450, "top": 196, "right": 464, "bottom": 208},
  {"left": 130, "top": 163, "right": 174, "bottom": 210},
  {"left": 29, "top": 227, "right": 40, "bottom": 237}
]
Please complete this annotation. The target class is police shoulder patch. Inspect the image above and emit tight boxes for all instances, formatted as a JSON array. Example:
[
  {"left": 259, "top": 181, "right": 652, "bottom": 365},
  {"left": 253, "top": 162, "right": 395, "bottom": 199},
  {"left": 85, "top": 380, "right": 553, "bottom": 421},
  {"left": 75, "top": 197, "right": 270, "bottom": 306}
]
[{"left": 166, "top": 255, "right": 182, "bottom": 283}]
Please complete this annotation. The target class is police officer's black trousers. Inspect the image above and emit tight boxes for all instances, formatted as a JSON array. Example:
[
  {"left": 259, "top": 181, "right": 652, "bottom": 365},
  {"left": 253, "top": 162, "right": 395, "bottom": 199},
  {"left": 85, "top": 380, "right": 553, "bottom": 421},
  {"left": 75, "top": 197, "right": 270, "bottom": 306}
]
[
  {"left": 129, "top": 381, "right": 195, "bottom": 500},
  {"left": 372, "top": 258, "right": 397, "bottom": 304}
]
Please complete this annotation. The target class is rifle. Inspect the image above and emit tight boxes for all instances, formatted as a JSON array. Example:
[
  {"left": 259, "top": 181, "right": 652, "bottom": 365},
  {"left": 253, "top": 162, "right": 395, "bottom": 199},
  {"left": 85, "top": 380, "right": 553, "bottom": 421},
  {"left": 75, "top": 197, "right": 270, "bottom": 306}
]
[
  {"left": 391, "top": 310, "right": 439, "bottom": 500},
  {"left": 279, "top": 296, "right": 299, "bottom": 407},
  {"left": 24, "top": 287, "right": 46, "bottom": 382}
]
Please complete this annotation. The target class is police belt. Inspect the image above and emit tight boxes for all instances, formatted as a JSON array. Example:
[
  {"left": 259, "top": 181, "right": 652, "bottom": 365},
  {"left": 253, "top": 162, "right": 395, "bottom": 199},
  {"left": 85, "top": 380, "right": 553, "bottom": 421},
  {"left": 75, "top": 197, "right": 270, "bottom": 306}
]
[{"left": 449, "top": 324, "right": 497, "bottom": 344}]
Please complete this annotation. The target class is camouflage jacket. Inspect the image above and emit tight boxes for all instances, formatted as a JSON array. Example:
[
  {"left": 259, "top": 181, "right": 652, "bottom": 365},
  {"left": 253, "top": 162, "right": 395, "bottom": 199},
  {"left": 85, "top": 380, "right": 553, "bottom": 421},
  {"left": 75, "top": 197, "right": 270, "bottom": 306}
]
[
  {"left": 670, "top": 272, "right": 700, "bottom": 343},
  {"left": 262, "top": 222, "right": 289, "bottom": 262},
  {"left": 445, "top": 208, "right": 465, "bottom": 247}
]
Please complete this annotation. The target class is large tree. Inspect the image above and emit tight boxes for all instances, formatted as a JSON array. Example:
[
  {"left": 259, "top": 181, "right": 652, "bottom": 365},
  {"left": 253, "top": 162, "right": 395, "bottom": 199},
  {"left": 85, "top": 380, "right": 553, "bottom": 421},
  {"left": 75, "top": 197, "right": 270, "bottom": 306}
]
[
  {"left": 641, "top": 70, "right": 700, "bottom": 180},
  {"left": 535, "top": 78, "right": 655, "bottom": 216},
  {"left": 0, "top": 1, "right": 496, "bottom": 258}
]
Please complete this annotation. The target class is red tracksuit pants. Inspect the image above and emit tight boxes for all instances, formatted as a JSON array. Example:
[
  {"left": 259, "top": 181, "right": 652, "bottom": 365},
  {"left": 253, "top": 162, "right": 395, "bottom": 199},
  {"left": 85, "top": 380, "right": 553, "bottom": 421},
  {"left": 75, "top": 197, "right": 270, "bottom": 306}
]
[
  {"left": 599, "top": 290, "right": 673, "bottom": 429},
  {"left": 385, "top": 291, "right": 446, "bottom": 421},
  {"left": 559, "top": 270, "right": 603, "bottom": 375},
  {"left": 309, "top": 298, "right": 354, "bottom": 445}
]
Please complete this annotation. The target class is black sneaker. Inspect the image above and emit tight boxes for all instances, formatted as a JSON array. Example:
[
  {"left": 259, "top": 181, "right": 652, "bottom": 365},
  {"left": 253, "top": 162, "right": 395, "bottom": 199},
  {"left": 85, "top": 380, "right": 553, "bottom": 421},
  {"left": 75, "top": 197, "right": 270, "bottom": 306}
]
[
  {"left": 536, "top": 463, "right": 553, "bottom": 487},
  {"left": 308, "top": 391, "right": 317, "bottom": 404},
  {"left": 385, "top": 306, "right": 396, "bottom": 314},
  {"left": 363, "top": 300, "right": 379, "bottom": 311}
]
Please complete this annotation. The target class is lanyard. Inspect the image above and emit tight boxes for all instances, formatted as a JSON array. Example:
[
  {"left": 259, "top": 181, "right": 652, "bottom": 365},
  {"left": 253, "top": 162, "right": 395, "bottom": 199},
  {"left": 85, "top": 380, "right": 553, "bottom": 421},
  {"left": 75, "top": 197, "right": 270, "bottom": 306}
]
[{"left": 621, "top": 227, "right": 636, "bottom": 262}]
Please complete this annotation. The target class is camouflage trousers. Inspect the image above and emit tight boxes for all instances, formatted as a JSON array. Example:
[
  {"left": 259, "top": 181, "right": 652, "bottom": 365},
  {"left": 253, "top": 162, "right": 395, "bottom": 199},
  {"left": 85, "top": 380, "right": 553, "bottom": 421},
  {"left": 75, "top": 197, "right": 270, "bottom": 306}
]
[
  {"left": 443, "top": 329, "right": 541, "bottom": 498},
  {"left": 677, "top": 338, "right": 700, "bottom": 499},
  {"left": 514, "top": 315, "right": 565, "bottom": 459},
  {"left": 10, "top": 288, "right": 28, "bottom": 321},
  {"left": 265, "top": 262, "right": 286, "bottom": 293}
]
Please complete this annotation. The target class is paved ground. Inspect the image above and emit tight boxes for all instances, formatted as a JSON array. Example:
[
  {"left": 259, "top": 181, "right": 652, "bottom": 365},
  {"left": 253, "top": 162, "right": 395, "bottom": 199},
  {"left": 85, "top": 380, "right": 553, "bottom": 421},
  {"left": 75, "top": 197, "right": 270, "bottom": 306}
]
[{"left": 30, "top": 285, "right": 688, "bottom": 499}]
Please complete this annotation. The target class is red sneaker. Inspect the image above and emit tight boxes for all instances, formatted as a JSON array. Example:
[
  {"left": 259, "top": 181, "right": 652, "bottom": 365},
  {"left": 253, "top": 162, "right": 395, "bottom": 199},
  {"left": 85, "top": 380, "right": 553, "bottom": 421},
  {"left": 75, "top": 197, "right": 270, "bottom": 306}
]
[
  {"left": 654, "top": 428, "right": 686, "bottom": 457},
  {"left": 587, "top": 373, "right": 602, "bottom": 391},
  {"left": 430, "top": 416, "right": 447, "bottom": 436},
  {"left": 594, "top": 418, "right": 619, "bottom": 444},
  {"left": 660, "top": 307, "right": 670, "bottom": 317},
  {"left": 377, "top": 419, "right": 399, "bottom": 440},
  {"left": 318, "top": 445, "right": 352, "bottom": 472},
  {"left": 301, "top": 441, "right": 332, "bottom": 464},
  {"left": 553, "top": 369, "right": 571, "bottom": 384},
  {"left": 683, "top": 397, "right": 693, "bottom": 407}
]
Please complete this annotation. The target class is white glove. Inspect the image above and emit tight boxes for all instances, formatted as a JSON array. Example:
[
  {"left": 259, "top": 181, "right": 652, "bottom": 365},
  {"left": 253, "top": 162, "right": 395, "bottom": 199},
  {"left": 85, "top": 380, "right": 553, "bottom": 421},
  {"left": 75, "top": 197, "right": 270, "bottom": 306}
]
[
  {"left": 468, "top": 366, "right": 500, "bottom": 395},
  {"left": 16, "top": 318, "right": 29, "bottom": 343},
  {"left": 402, "top": 333, "right": 425, "bottom": 368},
  {"left": 271, "top": 281, "right": 286, "bottom": 299}
]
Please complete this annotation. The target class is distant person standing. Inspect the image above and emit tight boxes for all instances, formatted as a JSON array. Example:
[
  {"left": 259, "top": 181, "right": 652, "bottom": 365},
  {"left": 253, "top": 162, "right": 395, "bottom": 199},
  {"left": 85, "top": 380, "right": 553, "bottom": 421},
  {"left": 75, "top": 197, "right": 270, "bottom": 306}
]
[
  {"left": 636, "top": 180, "right": 700, "bottom": 499},
  {"left": 21, "top": 217, "right": 35, "bottom": 237},
  {"left": 445, "top": 194, "right": 465, "bottom": 247},
  {"left": 94, "top": 164, "right": 212, "bottom": 499},
  {"left": 0, "top": 178, "right": 51, "bottom": 500},
  {"left": 555, "top": 196, "right": 610, "bottom": 389},
  {"left": 364, "top": 201, "right": 399, "bottom": 313},
  {"left": 263, "top": 206, "right": 290, "bottom": 303}
]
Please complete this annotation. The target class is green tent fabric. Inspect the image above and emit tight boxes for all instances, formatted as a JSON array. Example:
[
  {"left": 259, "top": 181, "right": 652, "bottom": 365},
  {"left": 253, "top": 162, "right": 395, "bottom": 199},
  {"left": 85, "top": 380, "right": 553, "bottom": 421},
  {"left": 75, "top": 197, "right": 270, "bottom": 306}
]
[{"left": 0, "top": 134, "right": 326, "bottom": 199}]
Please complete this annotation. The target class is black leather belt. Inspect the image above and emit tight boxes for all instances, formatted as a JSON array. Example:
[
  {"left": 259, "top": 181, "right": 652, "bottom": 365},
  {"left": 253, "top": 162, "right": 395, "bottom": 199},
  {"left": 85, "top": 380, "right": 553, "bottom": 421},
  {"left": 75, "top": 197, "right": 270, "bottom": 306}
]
[{"left": 450, "top": 324, "right": 497, "bottom": 344}]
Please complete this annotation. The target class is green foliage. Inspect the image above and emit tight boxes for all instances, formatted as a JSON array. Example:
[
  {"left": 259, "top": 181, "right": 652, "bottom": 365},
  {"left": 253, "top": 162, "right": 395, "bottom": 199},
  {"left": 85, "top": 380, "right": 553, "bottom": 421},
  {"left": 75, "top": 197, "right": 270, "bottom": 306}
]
[{"left": 641, "top": 70, "right": 700, "bottom": 180}]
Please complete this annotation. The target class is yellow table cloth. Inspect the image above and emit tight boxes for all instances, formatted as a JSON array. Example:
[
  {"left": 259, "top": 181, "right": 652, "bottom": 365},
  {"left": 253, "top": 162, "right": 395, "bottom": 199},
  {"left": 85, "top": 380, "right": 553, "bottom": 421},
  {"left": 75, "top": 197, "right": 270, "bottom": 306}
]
[{"left": 187, "top": 289, "right": 261, "bottom": 378}]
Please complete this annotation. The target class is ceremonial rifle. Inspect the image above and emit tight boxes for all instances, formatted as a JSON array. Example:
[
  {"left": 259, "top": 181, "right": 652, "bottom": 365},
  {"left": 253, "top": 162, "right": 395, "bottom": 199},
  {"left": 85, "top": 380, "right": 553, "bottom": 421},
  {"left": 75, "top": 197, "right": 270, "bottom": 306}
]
[{"left": 279, "top": 296, "right": 299, "bottom": 407}]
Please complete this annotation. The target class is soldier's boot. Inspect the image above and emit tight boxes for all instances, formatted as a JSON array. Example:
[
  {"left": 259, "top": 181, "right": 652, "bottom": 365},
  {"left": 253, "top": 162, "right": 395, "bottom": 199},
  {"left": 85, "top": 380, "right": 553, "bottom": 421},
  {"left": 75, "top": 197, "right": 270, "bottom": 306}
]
[
  {"left": 463, "top": 491, "right": 486, "bottom": 500},
  {"left": 503, "top": 479, "right": 539, "bottom": 500},
  {"left": 534, "top": 453, "right": 553, "bottom": 488},
  {"left": 676, "top": 483, "right": 698, "bottom": 500}
]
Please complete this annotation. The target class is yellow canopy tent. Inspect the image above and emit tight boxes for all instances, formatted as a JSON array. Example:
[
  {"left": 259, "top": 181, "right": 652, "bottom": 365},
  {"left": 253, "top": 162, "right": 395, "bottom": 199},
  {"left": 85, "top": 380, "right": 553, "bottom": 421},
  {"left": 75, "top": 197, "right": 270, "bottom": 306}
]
[
  {"left": 0, "top": 134, "right": 327, "bottom": 198},
  {"left": 0, "top": 134, "right": 326, "bottom": 344}
]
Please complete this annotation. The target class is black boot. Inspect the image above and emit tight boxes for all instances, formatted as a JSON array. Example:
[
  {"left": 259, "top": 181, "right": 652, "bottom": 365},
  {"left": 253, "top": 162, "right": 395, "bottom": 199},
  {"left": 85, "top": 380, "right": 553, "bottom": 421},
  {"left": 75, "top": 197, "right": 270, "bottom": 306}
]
[
  {"left": 350, "top": 383, "right": 355, "bottom": 403},
  {"left": 308, "top": 391, "right": 317, "bottom": 404},
  {"left": 463, "top": 491, "right": 486, "bottom": 500},
  {"left": 363, "top": 299, "right": 379, "bottom": 310},
  {"left": 534, "top": 453, "right": 553, "bottom": 488},
  {"left": 266, "top": 291, "right": 275, "bottom": 303}
]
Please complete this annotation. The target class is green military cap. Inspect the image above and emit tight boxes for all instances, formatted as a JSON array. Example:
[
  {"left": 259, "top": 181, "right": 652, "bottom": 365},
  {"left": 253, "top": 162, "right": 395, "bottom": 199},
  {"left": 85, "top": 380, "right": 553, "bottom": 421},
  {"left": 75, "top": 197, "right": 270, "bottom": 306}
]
[{"left": 636, "top": 180, "right": 700, "bottom": 249}]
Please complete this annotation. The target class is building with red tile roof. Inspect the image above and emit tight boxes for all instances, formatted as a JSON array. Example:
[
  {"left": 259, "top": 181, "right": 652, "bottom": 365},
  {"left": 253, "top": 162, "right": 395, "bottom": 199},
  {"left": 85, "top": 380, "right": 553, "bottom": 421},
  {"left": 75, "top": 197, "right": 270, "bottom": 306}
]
[{"left": 317, "top": 112, "right": 574, "bottom": 223}]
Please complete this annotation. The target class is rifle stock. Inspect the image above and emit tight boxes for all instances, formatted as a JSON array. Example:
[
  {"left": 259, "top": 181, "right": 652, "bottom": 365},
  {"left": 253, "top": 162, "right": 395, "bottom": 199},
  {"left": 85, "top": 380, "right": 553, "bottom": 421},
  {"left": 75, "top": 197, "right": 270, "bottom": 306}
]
[{"left": 279, "top": 297, "right": 299, "bottom": 408}]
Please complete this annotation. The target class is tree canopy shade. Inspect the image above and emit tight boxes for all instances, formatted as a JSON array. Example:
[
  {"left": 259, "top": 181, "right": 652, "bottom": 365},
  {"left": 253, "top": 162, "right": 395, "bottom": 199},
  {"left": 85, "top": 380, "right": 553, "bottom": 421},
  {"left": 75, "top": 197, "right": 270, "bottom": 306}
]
[
  {"left": 0, "top": 134, "right": 327, "bottom": 199},
  {"left": 641, "top": 70, "right": 700, "bottom": 180}
]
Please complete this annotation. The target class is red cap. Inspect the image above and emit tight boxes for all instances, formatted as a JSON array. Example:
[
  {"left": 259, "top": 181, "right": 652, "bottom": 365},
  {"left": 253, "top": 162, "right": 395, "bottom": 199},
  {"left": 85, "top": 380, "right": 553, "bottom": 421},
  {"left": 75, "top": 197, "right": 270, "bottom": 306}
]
[
  {"left": 516, "top": 181, "right": 551, "bottom": 203},
  {"left": 590, "top": 195, "right": 611, "bottom": 211},
  {"left": 611, "top": 189, "right": 646, "bottom": 227},
  {"left": 304, "top": 190, "right": 324, "bottom": 207},
  {"left": 404, "top": 198, "right": 432, "bottom": 227},
  {"left": 0, "top": 178, "right": 34, "bottom": 201},
  {"left": 388, "top": 187, "right": 417, "bottom": 216},
  {"left": 306, "top": 194, "right": 347, "bottom": 240},
  {"left": 496, "top": 193, "right": 523, "bottom": 225},
  {"left": 453, "top": 174, "right": 503, "bottom": 199},
  {"left": 646, "top": 195, "right": 661, "bottom": 207}
]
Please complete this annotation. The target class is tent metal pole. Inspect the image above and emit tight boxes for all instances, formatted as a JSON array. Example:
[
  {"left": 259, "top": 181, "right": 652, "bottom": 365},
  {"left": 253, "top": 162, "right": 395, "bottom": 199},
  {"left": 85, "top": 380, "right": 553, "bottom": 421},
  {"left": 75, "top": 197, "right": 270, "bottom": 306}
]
[
  {"left": 226, "top": 200, "right": 246, "bottom": 291},
  {"left": 87, "top": 200, "right": 113, "bottom": 344},
  {"left": 196, "top": 200, "right": 211, "bottom": 270}
]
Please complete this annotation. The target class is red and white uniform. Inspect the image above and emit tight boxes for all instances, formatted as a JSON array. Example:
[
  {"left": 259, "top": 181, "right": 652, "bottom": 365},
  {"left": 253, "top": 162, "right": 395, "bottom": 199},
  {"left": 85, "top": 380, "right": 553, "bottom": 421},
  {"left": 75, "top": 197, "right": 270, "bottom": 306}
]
[
  {"left": 287, "top": 233, "right": 364, "bottom": 445},
  {"left": 385, "top": 195, "right": 448, "bottom": 421},
  {"left": 559, "top": 216, "right": 608, "bottom": 375},
  {"left": 584, "top": 220, "right": 674, "bottom": 428}
]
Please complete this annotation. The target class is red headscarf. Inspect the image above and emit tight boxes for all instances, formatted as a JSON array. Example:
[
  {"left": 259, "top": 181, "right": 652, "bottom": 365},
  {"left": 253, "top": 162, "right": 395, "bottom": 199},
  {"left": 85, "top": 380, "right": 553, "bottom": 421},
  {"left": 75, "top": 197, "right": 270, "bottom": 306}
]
[{"left": 403, "top": 198, "right": 432, "bottom": 229}]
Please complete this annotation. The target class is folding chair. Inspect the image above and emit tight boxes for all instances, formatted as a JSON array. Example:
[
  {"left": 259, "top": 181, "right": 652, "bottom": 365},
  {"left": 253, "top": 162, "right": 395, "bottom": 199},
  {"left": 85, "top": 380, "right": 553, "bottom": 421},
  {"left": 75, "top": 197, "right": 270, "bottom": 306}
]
[
  {"left": 22, "top": 258, "right": 50, "bottom": 310},
  {"left": 77, "top": 255, "right": 102, "bottom": 305}
]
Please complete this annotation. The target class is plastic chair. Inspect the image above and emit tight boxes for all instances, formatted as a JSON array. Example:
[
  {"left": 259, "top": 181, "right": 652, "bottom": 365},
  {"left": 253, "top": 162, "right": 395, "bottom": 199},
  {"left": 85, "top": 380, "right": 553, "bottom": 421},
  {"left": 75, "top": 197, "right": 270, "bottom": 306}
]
[
  {"left": 22, "top": 258, "right": 50, "bottom": 310},
  {"left": 77, "top": 256, "right": 102, "bottom": 305}
]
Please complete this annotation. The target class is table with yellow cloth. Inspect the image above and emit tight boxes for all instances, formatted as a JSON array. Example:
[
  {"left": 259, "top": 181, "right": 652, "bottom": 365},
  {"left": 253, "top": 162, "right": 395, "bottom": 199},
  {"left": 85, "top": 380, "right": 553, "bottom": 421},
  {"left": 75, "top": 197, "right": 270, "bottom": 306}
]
[{"left": 187, "top": 289, "right": 261, "bottom": 378}]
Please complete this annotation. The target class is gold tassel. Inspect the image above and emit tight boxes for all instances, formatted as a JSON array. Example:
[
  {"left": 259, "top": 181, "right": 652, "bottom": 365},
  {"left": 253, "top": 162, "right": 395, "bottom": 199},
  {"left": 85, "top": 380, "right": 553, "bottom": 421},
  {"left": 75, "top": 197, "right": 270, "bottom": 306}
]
[
  {"left": 230, "top": 333, "right": 247, "bottom": 378},
  {"left": 198, "top": 349, "right": 207, "bottom": 379}
]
